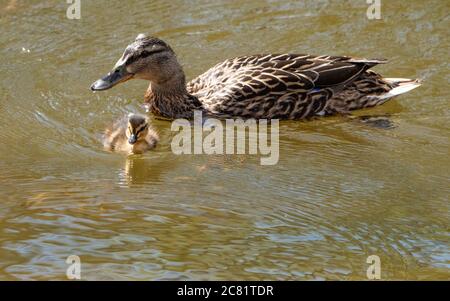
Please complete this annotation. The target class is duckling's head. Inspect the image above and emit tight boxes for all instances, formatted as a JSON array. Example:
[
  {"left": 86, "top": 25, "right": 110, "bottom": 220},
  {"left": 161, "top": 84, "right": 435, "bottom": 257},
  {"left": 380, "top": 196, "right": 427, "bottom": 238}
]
[
  {"left": 91, "top": 34, "right": 184, "bottom": 92},
  {"left": 126, "top": 113, "right": 149, "bottom": 145}
]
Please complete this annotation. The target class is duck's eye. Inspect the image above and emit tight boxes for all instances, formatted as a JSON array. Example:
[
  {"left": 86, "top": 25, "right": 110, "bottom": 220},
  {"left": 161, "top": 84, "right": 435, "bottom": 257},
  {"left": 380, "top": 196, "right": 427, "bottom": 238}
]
[{"left": 126, "top": 48, "right": 167, "bottom": 66}]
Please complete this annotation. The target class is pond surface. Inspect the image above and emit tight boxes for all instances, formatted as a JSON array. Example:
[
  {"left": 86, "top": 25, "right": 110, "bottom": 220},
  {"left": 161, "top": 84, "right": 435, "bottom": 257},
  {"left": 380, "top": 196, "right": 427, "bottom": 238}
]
[{"left": 0, "top": 0, "right": 448, "bottom": 280}]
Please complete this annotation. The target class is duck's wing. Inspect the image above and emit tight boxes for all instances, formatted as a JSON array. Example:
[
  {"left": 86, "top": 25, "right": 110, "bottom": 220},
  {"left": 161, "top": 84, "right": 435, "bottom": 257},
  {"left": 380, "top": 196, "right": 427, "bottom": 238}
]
[
  {"left": 188, "top": 54, "right": 385, "bottom": 93},
  {"left": 188, "top": 54, "right": 386, "bottom": 118}
]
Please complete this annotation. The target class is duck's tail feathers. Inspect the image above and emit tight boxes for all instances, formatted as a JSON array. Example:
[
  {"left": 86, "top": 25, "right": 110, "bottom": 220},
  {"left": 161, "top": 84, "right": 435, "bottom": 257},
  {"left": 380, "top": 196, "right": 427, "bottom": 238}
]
[{"left": 377, "top": 78, "right": 422, "bottom": 101}]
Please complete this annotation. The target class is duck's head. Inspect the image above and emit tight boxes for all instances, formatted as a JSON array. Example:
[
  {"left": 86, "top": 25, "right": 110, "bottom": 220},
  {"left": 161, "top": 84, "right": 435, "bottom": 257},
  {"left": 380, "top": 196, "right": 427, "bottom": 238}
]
[
  {"left": 126, "top": 113, "right": 149, "bottom": 145},
  {"left": 91, "top": 34, "right": 183, "bottom": 91}
]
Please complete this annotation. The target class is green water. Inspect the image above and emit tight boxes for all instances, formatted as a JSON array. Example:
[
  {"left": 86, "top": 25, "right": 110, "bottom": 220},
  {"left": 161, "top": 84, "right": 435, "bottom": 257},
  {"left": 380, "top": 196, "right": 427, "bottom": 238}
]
[{"left": 0, "top": 0, "right": 448, "bottom": 280}]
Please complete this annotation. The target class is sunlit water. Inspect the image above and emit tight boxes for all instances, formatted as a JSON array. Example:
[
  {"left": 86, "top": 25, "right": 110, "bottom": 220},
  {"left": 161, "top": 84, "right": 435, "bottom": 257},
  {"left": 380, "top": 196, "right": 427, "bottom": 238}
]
[{"left": 0, "top": 0, "right": 448, "bottom": 280}]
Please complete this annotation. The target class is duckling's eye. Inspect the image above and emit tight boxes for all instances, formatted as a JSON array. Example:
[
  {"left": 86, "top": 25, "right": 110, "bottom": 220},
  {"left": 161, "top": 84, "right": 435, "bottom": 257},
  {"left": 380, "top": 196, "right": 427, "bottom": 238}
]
[{"left": 136, "top": 124, "right": 148, "bottom": 136}]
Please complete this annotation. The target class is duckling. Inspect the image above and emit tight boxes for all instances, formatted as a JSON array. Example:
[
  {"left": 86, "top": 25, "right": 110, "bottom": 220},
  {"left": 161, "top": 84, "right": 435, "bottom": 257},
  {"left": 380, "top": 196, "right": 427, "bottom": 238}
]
[{"left": 104, "top": 113, "right": 159, "bottom": 154}]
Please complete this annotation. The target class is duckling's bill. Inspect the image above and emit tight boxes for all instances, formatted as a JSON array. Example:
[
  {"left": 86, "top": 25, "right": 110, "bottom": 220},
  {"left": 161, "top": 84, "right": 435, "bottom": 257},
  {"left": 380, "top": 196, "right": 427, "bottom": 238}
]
[{"left": 128, "top": 134, "right": 138, "bottom": 145}]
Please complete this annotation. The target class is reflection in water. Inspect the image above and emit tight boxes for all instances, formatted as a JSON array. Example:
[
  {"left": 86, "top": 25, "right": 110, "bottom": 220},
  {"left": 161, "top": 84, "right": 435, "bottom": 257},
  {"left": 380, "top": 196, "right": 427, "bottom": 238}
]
[
  {"left": 120, "top": 155, "right": 163, "bottom": 186},
  {"left": 0, "top": 0, "right": 448, "bottom": 280},
  {"left": 356, "top": 115, "right": 396, "bottom": 129}
]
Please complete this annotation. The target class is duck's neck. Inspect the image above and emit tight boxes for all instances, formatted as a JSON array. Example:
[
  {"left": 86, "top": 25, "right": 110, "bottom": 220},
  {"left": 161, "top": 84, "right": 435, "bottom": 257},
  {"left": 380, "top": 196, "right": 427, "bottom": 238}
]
[{"left": 144, "top": 75, "right": 203, "bottom": 119}]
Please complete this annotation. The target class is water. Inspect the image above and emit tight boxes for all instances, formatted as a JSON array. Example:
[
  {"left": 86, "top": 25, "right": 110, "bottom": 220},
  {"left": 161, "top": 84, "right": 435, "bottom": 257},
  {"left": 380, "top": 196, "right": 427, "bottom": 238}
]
[{"left": 0, "top": 0, "right": 448, "bottom": 280}]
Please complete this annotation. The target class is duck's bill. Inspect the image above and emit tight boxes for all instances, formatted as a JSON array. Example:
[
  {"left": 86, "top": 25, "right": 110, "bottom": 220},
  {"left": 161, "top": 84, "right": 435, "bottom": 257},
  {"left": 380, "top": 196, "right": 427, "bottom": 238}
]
[{"left": 90, "top": 66, "right": 133, "bottom": 91}]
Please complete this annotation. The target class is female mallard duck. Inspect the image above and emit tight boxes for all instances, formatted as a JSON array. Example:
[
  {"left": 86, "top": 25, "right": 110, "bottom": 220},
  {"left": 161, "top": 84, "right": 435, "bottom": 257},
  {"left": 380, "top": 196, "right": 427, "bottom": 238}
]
[
  {"left": 91, "top": 34, "right": 421, "bottom": 120},
  {"left": 104, "top": 113, "right": 159, "bottom": 154}
]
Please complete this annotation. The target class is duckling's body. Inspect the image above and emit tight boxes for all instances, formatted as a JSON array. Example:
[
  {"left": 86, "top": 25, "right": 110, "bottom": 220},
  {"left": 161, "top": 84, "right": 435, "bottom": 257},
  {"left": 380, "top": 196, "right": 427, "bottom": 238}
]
[
  {"left": 91, "top": 35, "right": 421, "bottom": 120},
  {"left": 104, "top": 114, "right": 158, "bottom": 155}
]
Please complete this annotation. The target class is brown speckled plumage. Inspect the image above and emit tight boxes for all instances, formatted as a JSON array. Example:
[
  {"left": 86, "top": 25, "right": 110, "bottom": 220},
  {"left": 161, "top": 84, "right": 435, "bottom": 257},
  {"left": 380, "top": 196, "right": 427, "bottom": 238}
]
[
  {"left": 185, "top": 55, "right": 397, "bottom": 119},
  {"left": 91, "top": 35, "right": 421, "bottom": 120}
]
